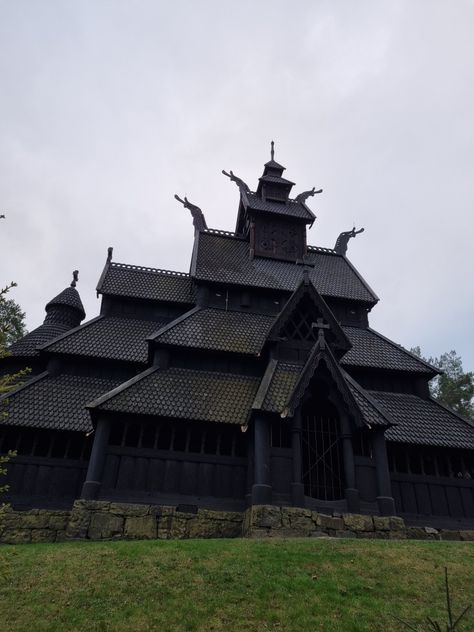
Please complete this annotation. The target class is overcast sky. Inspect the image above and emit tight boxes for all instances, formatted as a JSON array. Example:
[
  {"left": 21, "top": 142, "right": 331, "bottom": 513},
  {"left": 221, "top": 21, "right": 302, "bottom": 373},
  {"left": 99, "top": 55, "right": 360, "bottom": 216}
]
[{"left": 1, "top": 0, "right": 473, "bottom": 371}]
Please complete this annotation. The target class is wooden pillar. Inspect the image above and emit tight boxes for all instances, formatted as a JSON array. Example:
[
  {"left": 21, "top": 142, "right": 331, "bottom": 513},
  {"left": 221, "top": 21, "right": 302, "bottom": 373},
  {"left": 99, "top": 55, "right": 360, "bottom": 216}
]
[
  {"left": 251, "top": 415, "right": 272, "bottom": 505},
  {"left": 291, "top": 411, "right": 305, "bottom": 507},
  {"left": 81, "top": 417, "right": 110, "bottom": 500},
  {"left": 340, "top": 419, "right": 360, "bottom": 513},
  {"left": 372, "top": 429, "right": 396, "bottom": 515}
]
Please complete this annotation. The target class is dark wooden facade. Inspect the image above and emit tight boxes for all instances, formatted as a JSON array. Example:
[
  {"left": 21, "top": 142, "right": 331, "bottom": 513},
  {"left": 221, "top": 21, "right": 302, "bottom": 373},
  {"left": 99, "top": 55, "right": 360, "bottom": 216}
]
[{"left": 2, "top": 150, "right": 473, "bottom": 525}]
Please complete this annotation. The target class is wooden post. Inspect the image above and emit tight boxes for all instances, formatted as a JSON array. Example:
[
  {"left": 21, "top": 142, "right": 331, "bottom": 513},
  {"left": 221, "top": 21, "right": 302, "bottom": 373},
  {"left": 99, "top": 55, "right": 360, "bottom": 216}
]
[
  {"left": 81, "top": 417, "right": 110, "bottom": 500},
  {"left": 291, "top": 411, "right": 305, "bottom": 506},
  {"left": 251, "top": 415, "right": 272, "bottom": 505},
  {"left": 372, "top": 429, "right": 396, "bottom": 515},
  {"left": 339, "top": 414, "right": 360, "bottom": 513}
]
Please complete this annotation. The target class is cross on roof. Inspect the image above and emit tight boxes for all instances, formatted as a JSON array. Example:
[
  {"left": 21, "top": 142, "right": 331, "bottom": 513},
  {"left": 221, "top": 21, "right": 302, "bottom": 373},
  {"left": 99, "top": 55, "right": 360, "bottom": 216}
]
[
  {"left": 311, "top": 317, "right": 330, "bottom": 346},
  {"left": 311, "top": 317, "right": 330, "bottom": 330}
]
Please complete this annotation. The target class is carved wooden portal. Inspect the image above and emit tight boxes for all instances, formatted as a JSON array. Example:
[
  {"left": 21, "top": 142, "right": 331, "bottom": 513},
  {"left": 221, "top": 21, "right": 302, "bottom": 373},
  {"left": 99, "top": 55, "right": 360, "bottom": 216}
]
[{"left": 301, "top": 393, "right": 344, "bottom": 501}]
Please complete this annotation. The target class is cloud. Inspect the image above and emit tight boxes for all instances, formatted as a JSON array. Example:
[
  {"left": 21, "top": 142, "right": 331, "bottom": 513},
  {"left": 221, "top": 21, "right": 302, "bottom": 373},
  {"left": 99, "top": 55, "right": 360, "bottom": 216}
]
[{"left": 1, "top": 0, "right": 473, "bottom": 370}]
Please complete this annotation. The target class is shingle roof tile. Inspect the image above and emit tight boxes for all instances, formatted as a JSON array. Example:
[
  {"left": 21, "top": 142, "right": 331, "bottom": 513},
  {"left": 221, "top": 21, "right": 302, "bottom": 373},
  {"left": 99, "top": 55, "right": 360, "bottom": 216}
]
[
  {"left": 152, "top": 308, "right": 275, "bottom": 355},
  {"left": 261, "top": 362, "right": 302, "bottom": 413},
  {"left": 98, "top": 262, "right": 195, "bottom": 304},
  {"left": 3, "top": 373, "right": 120, "bottom": 432},
  {"left": 94, "top": 367, "right": 260, "bottom": 424},
  {"left": 194, "top": 232, "right": 376, "bottom": 303},
  {"left": 369, "top": 391, "right": 474, "bottom": 449},
  {"left": 342, "top": 327, "right": 436, "bottom": 374},
  {"left": 45, "top": 316, "right": 167, "bottom": 364},
  {"left": 9, "top": 322, "right": 73, "bottom": 358},
  {"left": 245, "top": 192, "right": 313, "bottom": 221},
  {"left": 46, "top": 286, "right": 86, "bottom": 318}
]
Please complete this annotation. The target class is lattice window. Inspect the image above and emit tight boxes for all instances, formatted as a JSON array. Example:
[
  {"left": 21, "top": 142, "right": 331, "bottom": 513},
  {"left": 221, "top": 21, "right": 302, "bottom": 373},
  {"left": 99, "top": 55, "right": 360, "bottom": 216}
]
[{"left": 280, "top": 296, "right": 323, "bottom": 342}]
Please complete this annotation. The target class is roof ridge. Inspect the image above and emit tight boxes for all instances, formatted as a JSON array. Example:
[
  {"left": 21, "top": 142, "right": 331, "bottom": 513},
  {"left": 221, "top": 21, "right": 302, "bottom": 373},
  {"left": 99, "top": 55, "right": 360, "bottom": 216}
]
[
  {"left": 111, "top": 262, "right": 190, "bottom": 277},
  {"left": 306, "top": 245, "right": 337, "bottom": 255},
  {"left": 202, "top": 228, "right": 243, "bottom": 239},
  {"left": 147, "top": 306, "right": 201, "bottom": 342}
]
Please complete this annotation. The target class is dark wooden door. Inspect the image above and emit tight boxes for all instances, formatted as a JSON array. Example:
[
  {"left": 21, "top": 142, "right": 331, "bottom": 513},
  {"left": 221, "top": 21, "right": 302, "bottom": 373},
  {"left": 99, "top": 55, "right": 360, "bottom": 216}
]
[{"left": 302, "top": 404, "right": 344, "bottom": 501}]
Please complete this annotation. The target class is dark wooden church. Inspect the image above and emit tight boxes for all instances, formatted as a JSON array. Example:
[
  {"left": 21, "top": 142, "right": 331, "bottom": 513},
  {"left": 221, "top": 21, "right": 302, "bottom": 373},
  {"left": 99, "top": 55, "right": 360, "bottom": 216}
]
[{"left": 2, "top": 146, "right": 474, "bottom": 524}]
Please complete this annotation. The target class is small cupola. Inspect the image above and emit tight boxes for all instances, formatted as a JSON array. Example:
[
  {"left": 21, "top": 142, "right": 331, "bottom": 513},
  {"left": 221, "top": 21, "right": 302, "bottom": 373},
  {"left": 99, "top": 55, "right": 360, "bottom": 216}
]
[
  {"left": 45, "top": 270, "right": 86, "bottom": 328},
  {"left": 255, "top": 141, "right": 295, "bottom": 203}
]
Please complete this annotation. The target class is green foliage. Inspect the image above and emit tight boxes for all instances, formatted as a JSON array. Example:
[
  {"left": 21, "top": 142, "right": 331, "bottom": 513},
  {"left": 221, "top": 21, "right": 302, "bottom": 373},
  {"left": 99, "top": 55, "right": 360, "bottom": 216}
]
[
  {"left": 411, "top": 347, "right": 474, "bottom": 420},
  {"left": 0, "top": 284, "right": 26, "bottom": 348},
  {"left": 0, "top": 539, "right": 473, "bottom": 631},
  {"left": 0, "top": 279, "right": 29, "bottom": 508}
]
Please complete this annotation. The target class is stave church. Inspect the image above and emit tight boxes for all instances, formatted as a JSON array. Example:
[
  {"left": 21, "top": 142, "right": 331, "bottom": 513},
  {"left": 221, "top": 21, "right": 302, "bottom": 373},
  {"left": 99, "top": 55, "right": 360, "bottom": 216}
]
[{"left": 1, "top": 145, "right": 474, "bottom": 525}]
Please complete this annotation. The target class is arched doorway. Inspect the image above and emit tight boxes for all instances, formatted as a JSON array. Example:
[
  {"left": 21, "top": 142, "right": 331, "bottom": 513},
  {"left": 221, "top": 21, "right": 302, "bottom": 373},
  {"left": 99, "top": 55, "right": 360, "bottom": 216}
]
[{"left": 301, "top": 387, "right": 345, "bottom": 501}]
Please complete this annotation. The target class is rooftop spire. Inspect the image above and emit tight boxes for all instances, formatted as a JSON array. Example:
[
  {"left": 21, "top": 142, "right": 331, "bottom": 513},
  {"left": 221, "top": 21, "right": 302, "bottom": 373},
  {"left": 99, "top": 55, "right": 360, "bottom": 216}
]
[
  {"left": 70, "top": 270, "right": 79, "bottom": 288},
  {"left": 271, "top": 140, "right": 275, "bottom": 161}
]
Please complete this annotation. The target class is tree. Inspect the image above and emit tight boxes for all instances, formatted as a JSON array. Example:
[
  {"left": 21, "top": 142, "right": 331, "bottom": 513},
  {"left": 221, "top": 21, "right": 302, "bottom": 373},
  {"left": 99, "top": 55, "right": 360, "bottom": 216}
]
[
  {"left": 0, "top": 282, "right": 26, "bottom": 510},
  {"left": 0, "top": 289, "right": 26, "bottom": 347},
  {"left": 411, "top": 347, "right": 474, "bottom": 421},
  {"left": 1, "top": 216, "right": 29, "bottom": 509}
]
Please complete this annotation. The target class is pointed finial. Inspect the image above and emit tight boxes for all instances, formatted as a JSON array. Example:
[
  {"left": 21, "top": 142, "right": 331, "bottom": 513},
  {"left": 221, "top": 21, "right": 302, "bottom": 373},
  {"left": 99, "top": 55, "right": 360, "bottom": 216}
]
[
  {"left": 270, "top": 140, "right": 275, "bottom": 161},
  {"left": 71, "top": 270, "right": 79, "bottom": 288},
  {"left": 107, "top": 246, "right": 113, "bottom": 262}
]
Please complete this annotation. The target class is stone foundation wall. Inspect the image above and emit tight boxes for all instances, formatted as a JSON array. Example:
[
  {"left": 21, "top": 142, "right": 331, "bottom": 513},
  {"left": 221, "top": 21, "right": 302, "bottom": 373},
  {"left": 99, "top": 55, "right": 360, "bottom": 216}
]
[
  {"left": 1, "top": 502, "right": 473, "bottom": 544},
  {"left": 0, "top": 501, "right": 243, "bottom": 544},
  {"left": 243, "top": 506, "right": 474, "bottom": 541}
]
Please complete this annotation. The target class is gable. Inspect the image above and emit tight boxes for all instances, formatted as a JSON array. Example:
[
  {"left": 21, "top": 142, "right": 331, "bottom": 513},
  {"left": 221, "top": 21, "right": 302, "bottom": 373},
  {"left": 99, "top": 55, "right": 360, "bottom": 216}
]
[{"left": 268, "top": 278, "right": 351, "bottom": 354}]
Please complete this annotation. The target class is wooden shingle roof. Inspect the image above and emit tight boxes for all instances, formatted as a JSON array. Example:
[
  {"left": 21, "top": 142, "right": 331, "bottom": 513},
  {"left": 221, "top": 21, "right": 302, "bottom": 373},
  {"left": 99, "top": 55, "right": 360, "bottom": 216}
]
[{"left": 193, "top": 231, "right": 378, "bottom": 304}]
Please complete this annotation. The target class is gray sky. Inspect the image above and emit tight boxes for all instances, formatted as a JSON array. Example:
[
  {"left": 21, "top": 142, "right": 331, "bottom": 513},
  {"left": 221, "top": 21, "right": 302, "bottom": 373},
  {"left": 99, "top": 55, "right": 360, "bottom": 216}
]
[{"left": 1, "top": 0, "right": 473, "bottom": 371}]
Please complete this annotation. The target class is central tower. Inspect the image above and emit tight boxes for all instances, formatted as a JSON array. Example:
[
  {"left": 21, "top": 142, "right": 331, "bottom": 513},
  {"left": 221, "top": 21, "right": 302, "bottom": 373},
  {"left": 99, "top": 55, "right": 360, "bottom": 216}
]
[{"left": 231, "top": 143, "right": 319, "bottom": 262}]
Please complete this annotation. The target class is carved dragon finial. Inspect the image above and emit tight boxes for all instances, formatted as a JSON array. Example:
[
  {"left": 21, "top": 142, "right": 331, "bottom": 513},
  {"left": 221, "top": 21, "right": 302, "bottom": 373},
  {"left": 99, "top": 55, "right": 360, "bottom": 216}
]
[
  {"left": 294, "top": 187, "right": 323, "bottom": 204},
  {"left": 174, "top": 194, "right": 208, "bottom": 231},
  {"left": 334, "top": 226, "right": 365, "bottom": 256},
  {"left": 271, "top": 140, "right": 275, "bottom": 161},
  {"left": 107, "top": 246, "right": 113, "bottom": 262},
  {"left": 222, "top": 170, "right": 250, "bottom": 195},
  {"left": 70, "top": 270, "right": 79, "bottom": 288}
]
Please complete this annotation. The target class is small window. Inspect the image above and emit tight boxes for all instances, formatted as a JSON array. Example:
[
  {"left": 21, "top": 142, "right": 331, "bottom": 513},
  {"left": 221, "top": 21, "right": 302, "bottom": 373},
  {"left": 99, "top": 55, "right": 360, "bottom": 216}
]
[
  {"left": 423, "top": 454, "right": 436, "bottom": 476},
  {"left": 17, "top": 430, "right": 36, "bottom": 456},
  {"left": 188, "top": 428, "right": 203, "bottom": 453},
  {"left": 172, "top": 424, "right": 187, "bottom": 452},
  {"left": 67, "top": 436, "right": 84, "bottom": 460},
  {"left": 34, "top": 432, "right": 51, "bottom": 457},
  {"left": 203, "top": 431, "right": 218, "bottom": 454},
  {"left": 109, "top": 422, "right": 125, "bottom": 446},
  {"left": 157, "top": 423, "right": 173, "bottom": 450},
  {"left": 141, "top": 424, "right": 156, "bottom": 450},
  {"left": 393, "top": 448, "right": 408, "bottom": 473},
  {"left": 408, "top": 452, "right": 422, "bottom": 475},
  {"left": 436, "top": 454, "right": 450, "bottom": 477},
  {"left": 234, "top": 430, "right": 247, "bottom": 457},
  {"left": 51, "top": 433, "right": 69, "bottom": 459},
  {"left": 219, "top": 427, "right": 234, "bottom": 456},
  {"left": 125, "top": 423, "right": 140, "bottom": 448}
]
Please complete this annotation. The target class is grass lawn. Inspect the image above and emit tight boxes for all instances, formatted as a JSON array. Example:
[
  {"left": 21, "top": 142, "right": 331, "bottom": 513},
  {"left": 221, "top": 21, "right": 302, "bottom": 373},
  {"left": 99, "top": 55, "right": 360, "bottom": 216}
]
[{"left": 0, "top": 538, "right": 473, "bottom": 631}]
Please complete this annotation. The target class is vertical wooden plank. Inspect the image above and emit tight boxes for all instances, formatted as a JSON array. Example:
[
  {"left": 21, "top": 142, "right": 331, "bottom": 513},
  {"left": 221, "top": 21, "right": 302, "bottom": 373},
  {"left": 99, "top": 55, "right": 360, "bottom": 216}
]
[
  {"left": 414, "top": 483, "right": 432, "bottom": 515},
  {"left": 180, "top": 461, "right": 198, "bottom": 495},
  {"left": 102, "top": 455, "right": 120, "bottom": 489},
  {"left": 198, "top": 462, "right": 214, "bottom": 497}
]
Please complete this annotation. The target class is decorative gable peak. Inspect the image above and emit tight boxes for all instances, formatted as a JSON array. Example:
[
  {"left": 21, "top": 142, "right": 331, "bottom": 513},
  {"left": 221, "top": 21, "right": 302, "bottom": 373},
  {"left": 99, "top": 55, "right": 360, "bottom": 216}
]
[{"left": 268, "top": 277, "right": 351, "bottom": 356}]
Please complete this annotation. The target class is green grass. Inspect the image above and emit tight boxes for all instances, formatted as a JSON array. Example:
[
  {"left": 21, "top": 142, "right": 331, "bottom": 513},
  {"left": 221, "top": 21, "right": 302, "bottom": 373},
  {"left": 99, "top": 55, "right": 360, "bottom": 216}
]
[{"left": 0, "top": 538, "right": 473, "bottom": 631}]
